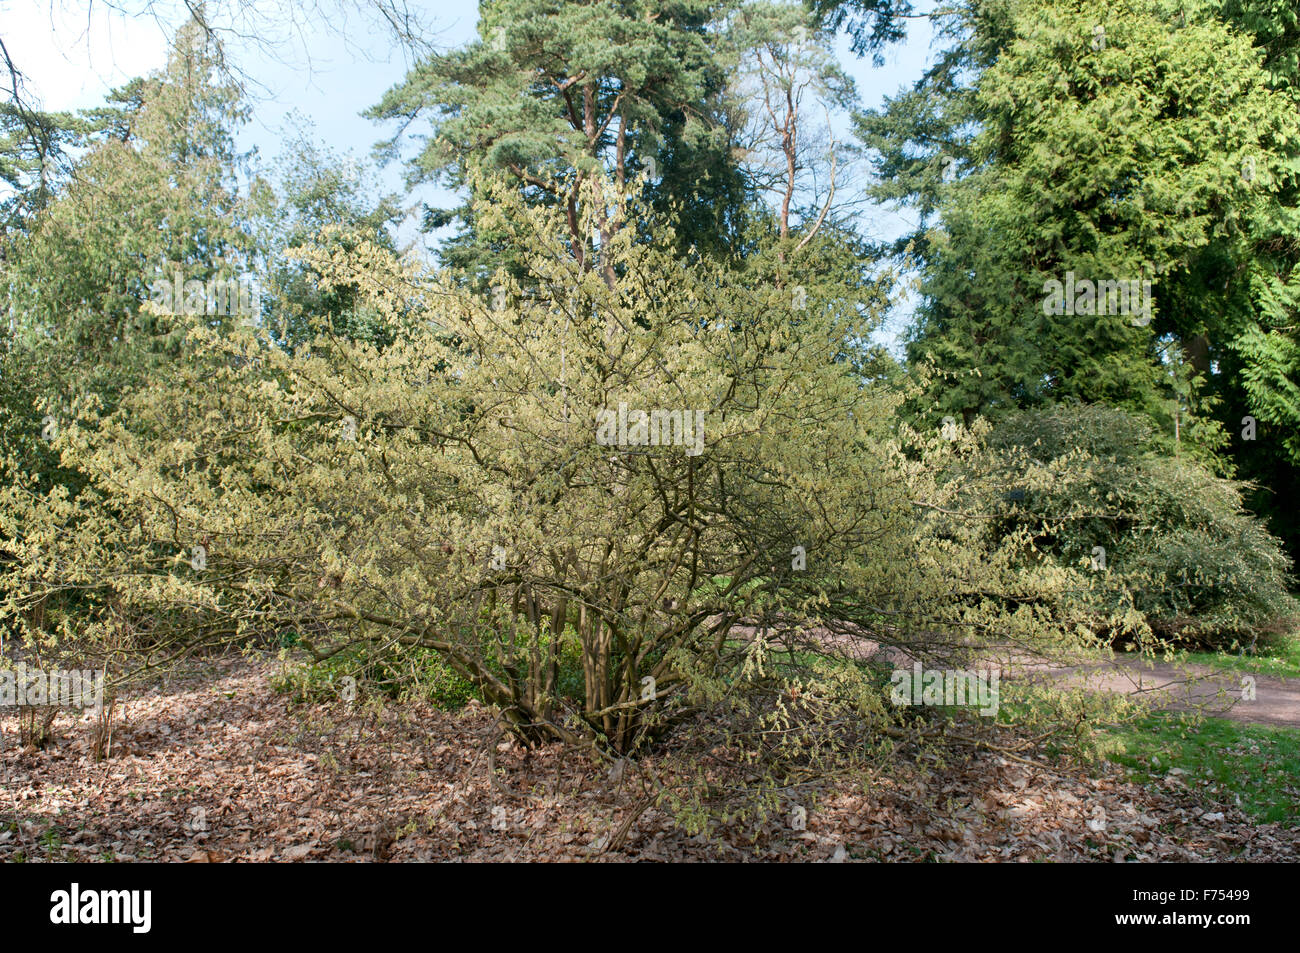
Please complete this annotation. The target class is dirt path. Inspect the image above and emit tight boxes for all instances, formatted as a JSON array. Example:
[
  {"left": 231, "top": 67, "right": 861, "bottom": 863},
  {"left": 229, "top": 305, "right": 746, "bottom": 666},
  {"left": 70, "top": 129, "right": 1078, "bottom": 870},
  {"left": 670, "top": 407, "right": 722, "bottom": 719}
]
[
  {"left": 733, "top": 623, "right": 1300, "bottom": 729},
  {"left": 1020, "top": 658, "right": 1300, "bottom": 729}
]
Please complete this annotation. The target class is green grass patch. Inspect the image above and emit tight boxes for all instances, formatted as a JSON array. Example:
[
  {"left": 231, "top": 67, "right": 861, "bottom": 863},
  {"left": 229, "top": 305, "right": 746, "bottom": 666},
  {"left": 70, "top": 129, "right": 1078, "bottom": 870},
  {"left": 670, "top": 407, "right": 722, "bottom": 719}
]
[
  {"left": 1106, "top": 711, "right": 1300, "bottom": 824},
  {"left": 1177, "top": 631, "right": 1300, "bottom": 680},
  {"left": 273, "top": 644, "right": 480, "bottom": 710}
]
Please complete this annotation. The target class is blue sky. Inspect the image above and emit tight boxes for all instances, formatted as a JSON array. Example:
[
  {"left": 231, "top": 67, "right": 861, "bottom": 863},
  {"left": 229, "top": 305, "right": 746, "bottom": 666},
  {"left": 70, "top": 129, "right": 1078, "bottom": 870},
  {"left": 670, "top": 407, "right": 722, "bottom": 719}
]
[{"left": 6, "top": 0, "right": 939, "bottom": 343}]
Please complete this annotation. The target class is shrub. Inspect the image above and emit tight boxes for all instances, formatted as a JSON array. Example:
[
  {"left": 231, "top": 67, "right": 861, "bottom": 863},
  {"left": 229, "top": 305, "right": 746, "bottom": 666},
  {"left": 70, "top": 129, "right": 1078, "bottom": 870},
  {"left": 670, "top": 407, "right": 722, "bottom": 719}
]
[
  {"left": 983, "top": 403, "right": 1298, "bottom": 648},
  {"left": 1, "top": 183, "right": 1134, "bottom": 827}
]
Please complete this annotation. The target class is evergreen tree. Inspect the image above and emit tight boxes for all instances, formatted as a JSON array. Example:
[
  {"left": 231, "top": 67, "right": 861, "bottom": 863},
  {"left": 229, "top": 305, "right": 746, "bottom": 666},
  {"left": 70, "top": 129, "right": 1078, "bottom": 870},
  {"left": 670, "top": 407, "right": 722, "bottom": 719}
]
[
  {"left": 856, "top": 0, "right": 1300, "bottom": 472},
  {"left": 366, "top": 0, "right": 744, "bottom": 280}
]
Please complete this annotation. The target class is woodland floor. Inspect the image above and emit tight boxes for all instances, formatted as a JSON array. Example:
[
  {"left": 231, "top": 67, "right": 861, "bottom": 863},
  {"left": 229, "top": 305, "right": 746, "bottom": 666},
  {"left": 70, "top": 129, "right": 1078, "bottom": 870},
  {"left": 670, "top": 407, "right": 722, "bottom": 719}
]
[{"left": 1, "top": 654, "right": 1296, "bottom": 862}]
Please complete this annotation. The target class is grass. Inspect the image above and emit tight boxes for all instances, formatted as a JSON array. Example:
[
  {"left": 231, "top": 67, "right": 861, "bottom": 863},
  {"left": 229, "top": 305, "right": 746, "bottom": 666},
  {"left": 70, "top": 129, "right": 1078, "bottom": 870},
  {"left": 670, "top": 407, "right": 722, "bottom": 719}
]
[
  {"left": 1177, "top": 631, "right": 1300, "bottom": 680},
  {"left": 272, "top": 644, "right": 480, "bottom": 709},
  {"left": 1106, "top": 711, "right": 1300, "bottom": 824}
]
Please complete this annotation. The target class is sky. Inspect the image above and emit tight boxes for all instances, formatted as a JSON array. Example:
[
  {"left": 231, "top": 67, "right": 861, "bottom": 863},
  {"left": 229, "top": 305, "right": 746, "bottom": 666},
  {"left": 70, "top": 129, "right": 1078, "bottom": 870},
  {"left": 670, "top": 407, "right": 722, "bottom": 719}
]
[{"left": 4, "top": 0, "right": 939, "bottom": 345}]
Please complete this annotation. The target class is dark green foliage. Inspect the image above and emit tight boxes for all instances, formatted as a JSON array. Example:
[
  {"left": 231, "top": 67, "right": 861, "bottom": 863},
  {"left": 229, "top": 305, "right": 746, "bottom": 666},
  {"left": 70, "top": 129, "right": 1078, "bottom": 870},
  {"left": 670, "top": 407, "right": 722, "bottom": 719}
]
[
  {"left": 366, "top": 0, "right": 742, "bottom": 276},
  {"left": 986, "top": 404, "right": 1298, "bottom": 647}
]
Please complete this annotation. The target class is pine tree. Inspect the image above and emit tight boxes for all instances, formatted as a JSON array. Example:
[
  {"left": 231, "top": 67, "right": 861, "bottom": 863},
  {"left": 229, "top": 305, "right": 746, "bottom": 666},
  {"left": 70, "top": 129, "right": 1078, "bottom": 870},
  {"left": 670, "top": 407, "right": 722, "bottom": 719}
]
[{"left": 366, "top": 0, "right": 742, "bottom": 281}]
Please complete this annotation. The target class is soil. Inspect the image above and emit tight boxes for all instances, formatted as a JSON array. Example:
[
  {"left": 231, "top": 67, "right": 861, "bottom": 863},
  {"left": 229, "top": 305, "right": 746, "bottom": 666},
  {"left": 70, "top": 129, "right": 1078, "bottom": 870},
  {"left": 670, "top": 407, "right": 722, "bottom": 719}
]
[{"left": 1, "top": 654, "right": 1295, "bottom": 862}]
